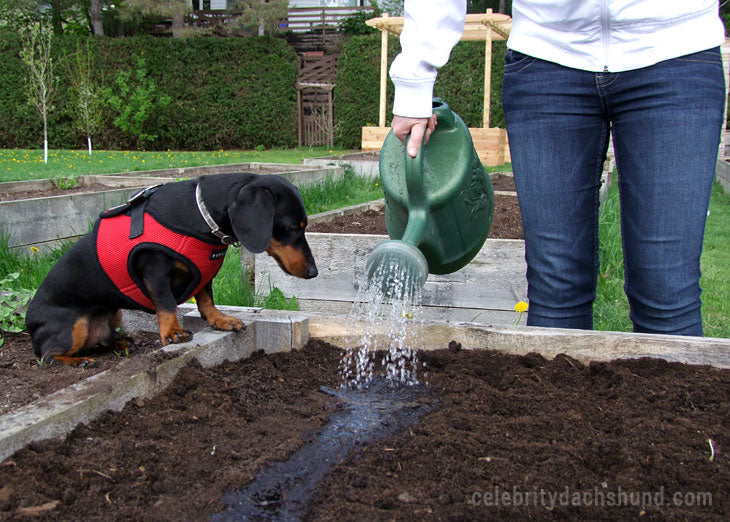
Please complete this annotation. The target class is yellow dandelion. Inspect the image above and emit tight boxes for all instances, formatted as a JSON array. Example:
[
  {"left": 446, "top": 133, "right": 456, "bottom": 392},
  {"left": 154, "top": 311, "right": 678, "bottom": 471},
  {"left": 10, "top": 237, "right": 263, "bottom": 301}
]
[
  {"left": 30, "top": 246, "right": 39, "bottom": 253},
  {"left": 514, "top": 301, "right": 528, "bottom": 325}
]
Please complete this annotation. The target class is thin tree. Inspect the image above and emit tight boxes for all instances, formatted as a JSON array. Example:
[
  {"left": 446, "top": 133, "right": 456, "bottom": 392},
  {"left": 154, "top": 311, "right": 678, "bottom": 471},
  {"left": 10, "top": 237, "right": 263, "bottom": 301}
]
[
  {"left": 20, "top": 22, "right": 57, "bottom": 164},
  {"left": 66, "top": 39, "right": 103, "bottom": 154},
  {"left": 235, "top": 0, "right": 288, "bottom": 36},
  {"left": 121, "top": 0, "right": 191, "bottom": 38}
]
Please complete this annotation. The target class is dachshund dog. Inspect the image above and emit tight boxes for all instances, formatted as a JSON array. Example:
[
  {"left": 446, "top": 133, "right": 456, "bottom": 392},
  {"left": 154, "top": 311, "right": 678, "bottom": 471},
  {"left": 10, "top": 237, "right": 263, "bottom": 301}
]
[{"left": 26, "top": 173, "right": 317, "bottom": 365}]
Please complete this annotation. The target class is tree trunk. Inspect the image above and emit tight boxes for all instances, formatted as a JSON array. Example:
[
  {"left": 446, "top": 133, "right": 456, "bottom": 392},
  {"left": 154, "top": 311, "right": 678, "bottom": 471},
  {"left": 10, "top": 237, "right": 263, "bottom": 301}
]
[
  {"left": 171, "top": 12, "right": 185, "bottom": 38},
  {"left": 43, "top": 112, "right": 48, "bottom": 164},
  {"left": 498, "top": 0, "right": 506, "bottom": 14},
  {"left": 51, "top": 0, "right": 64, "bottom": 35},
  {"left": 90, "top": 0, "right": 104, "bottom": 36}
]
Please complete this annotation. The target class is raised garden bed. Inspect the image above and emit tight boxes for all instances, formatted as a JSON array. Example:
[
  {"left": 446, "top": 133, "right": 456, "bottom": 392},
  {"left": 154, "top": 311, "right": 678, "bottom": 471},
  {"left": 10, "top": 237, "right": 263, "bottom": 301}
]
[{"left": 0, "top": 312, "right": 728, "bottom": 520}]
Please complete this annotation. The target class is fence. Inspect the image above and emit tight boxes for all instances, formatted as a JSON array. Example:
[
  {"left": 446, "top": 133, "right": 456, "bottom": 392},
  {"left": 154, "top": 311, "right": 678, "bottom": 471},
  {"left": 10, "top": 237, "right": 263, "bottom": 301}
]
[{"left": 186, "top": 6, "right": 375, "bottom": 34}]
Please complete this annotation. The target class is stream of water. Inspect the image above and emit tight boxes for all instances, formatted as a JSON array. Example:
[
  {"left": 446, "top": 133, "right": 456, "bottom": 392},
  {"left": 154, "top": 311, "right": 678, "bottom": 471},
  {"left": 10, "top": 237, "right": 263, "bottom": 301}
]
[
  {"left": 339, "top": 252, "right": 425, "bottom": 389},
  {"left": 213, "top": 379, "right": 435, "bottom": 521},
  {"left": 212, "top": 254, "right": 428, "bottom": 520}
]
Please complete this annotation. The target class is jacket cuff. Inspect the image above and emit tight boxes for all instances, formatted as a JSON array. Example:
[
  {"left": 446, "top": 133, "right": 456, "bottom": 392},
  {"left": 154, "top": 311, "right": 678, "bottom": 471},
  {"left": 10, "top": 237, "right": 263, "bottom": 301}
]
[{"left": 392, "top": 79, "right": 435, "bottom": 118}]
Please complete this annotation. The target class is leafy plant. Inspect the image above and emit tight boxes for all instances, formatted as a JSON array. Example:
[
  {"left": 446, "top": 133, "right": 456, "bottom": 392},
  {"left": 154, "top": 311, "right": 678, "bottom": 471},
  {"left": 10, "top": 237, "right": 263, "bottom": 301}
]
[
  {"left": 263, "top": 287, "right": 298, "bottom": 311},
  {"left": 0, "top": 272, "right": 34, "bottom": 347},
  {"left": 52, "top": 174, "right": 79, "bottom": 189},
  {"left": 339, "top": 10, "right": 378, "bottom": 35},
  {"left": 103, "top": 55, "right": 171, "bottom": 146}
]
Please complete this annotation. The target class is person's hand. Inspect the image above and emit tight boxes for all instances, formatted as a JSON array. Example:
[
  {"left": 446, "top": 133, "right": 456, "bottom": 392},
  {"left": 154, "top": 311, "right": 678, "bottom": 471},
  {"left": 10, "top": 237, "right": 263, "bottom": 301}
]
[{"left": 391, "top": 114, "right": 438, "bottom": 157}]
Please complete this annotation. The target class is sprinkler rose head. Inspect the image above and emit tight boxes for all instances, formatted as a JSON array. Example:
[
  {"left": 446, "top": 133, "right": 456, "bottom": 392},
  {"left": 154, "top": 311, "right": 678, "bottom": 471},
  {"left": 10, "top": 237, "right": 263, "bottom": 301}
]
[{"left": 365, "top": 240, "right": 428, "bottom": 301}]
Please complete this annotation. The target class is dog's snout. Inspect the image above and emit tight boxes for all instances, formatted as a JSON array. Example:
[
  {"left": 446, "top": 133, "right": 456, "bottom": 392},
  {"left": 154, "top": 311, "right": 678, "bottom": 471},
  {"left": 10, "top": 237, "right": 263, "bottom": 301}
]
[{"left": 306, "top": 264, "right": 318, "bottom": 279}]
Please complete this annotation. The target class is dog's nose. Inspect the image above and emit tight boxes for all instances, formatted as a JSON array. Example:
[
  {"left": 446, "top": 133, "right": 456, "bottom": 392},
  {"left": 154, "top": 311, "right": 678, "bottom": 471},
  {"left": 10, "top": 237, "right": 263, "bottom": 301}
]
[{"left": 306, "top": 264, "right": 318, "bottom": 279}]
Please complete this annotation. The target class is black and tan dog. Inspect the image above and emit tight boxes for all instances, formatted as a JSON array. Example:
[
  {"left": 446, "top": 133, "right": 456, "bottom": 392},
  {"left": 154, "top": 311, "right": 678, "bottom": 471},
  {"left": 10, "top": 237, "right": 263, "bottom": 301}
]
[{"left": 26, "top": 173, "right": 317, "bottom": 366}]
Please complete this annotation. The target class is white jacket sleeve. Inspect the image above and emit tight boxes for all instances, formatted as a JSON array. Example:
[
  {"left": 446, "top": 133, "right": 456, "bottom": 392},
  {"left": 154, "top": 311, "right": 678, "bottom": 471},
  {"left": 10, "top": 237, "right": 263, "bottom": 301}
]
[{"left": 389, "top": 0, "right": 467, "bottom": 118}]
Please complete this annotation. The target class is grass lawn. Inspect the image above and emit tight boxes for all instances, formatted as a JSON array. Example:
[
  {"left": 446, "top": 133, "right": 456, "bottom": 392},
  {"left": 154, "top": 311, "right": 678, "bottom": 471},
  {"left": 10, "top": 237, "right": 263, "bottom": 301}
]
[
  {"left": 0, "top": 147, "right": 349, "bottom": 183},
  {"left": 594, "top": 180, "right": 730, "bottom": 338}
]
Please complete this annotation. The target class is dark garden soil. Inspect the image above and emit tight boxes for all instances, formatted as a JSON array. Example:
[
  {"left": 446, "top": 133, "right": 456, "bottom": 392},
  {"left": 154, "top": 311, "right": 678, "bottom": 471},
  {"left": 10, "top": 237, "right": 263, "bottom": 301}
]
[
  {"left": 0, "top": 337, "right": 728, "bottom": 520},
  {"left": 0, "top": 331, "right": 162, "bottom": 416},
  {"left": 309, "top": 175, "right": 523, "bottom": 240},
  {"left": 0, "top": 184, "right": 121, "bottom": 202}
]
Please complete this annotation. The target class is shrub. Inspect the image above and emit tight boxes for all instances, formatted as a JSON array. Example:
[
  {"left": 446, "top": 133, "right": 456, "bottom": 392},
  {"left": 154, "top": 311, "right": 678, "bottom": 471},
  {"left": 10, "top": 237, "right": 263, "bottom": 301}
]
[
  {"left": 0, "top": 33, "right": 298, "bottom": 150},
  {"left": 333, "top": 34, "right": 506, "bottom": 149}
]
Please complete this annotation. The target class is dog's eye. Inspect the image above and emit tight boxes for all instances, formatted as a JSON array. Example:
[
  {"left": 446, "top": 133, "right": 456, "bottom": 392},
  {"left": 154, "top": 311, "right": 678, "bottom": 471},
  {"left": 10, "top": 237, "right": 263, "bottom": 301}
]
[{"left": 288, "top": 225, "right": 299, "bottom": 233}]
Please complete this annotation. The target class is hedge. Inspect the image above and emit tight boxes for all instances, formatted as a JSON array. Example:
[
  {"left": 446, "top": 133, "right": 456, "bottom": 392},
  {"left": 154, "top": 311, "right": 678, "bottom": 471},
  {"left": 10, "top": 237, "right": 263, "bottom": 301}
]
[
  {"left": 1, "top": 30, "right": 505, "bottom": 151},
  {"left": 0, "top": 33, "right": 298, "bottom": 150},
  {"left": 334, "top": 34, "right": 506, "bottom": 149}
]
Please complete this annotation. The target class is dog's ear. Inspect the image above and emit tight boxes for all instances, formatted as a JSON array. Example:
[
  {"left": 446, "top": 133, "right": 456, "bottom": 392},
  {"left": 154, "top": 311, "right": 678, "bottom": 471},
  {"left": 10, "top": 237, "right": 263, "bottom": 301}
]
[{"left": 228, "top": 184, "right": 274, "bottom": 253}]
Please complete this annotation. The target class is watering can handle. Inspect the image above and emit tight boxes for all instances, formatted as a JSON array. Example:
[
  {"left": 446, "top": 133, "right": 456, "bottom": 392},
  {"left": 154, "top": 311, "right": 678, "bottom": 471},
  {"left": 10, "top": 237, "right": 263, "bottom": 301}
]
[
  {"left": 401, "top": 136, "right": 428, "bottom": 246},
  {"left": 404, "top": 136, "right": 427, "bottom": 209}
]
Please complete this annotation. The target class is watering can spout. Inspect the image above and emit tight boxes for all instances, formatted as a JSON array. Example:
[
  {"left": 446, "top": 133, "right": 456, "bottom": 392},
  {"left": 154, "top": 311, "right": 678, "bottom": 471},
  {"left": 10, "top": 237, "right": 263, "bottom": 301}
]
[{"left": 365, "top": 98, "right": 494, "bottom": 300}]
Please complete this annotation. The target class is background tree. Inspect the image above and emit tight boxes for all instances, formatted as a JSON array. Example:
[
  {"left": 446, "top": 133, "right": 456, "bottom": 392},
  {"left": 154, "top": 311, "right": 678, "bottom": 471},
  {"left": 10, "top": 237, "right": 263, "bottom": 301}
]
[
  {"left": 66, "top": 39, "right": 103, "bottom": 154},
  {"left": 89, "top": 0, "right": 103, "bottom": 35},
  {"left": 20, "top": 22, "right": 57, "bottom": 164},
  {"left": 234, "top": 0, "right": 288, "bottom": 36},
  {"left": 120, "top": 0, "right": 191, "bottom": 38}
]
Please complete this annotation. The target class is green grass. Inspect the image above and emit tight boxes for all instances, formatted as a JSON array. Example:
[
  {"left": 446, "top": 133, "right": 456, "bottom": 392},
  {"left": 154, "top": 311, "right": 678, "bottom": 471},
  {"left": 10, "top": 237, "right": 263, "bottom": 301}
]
[
  {"left": 299, "top": 169, "right": 383, "bottom": 215},
  {"left": 0, "top": 147, "right": 349, "bottom": 183},
  {"left": 594, "top": 181, "right": 730, "bottom": 338},
  {"left": 700, "top": 182, "right": 730, "bottom": 338}
]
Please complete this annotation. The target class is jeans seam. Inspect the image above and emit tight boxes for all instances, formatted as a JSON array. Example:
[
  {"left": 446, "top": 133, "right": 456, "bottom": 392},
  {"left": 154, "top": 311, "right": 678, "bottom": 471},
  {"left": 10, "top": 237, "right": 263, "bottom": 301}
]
[{"left": 592, "top": 124, "right": 608, "bottom": 305}]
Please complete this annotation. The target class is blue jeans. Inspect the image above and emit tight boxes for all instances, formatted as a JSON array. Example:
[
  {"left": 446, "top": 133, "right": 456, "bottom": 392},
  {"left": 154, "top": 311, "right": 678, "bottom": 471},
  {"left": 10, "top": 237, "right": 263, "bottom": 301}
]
[{"left": 502, "top": 48, "right": 725, "bottom": 335}]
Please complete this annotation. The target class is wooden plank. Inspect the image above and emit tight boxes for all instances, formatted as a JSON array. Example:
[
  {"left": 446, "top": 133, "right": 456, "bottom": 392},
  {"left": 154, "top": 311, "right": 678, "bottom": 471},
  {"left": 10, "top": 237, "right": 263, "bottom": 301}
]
[
  {"left": 362, "top": 126, "right": 510, "bottom": 166},
  {"left": 294, "top": 299, "right": 518, "bottom": 326},
  {"left": 255, "top": 234, "right": 527, "bottom": 314},
  {"left": 379, "top": 14, "right": 389, "bottom": 127},
  {"left": 483, "top": 16, "right": 493, "bottom": 127},
  {"left": 309, "top": 315, "right": 730, "bottom": 369}
]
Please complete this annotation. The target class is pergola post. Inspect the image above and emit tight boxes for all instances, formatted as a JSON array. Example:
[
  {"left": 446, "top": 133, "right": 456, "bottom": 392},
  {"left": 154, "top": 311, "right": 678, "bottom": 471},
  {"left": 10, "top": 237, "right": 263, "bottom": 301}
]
[
  {"left": 482, "top": 9, "right": 493, "bottom": 128},
  {"left": 379, "top": 13, "right": 389, "bottom": 127}
]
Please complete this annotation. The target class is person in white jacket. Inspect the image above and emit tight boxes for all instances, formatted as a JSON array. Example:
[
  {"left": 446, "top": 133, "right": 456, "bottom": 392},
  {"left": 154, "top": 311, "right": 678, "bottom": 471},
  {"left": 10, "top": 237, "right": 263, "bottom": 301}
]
[{"left": 390, "top": 1, "right": 726, "bottom": 336}]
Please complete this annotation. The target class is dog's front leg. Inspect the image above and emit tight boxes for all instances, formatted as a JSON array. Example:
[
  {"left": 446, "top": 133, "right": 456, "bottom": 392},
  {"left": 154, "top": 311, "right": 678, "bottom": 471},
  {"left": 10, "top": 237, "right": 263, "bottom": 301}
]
[
  {"left": 195, "top": 282, "right": 245, "bottom": 332},
  {"left": 139, "top": 254, "right": 192, "bottom": 346}
]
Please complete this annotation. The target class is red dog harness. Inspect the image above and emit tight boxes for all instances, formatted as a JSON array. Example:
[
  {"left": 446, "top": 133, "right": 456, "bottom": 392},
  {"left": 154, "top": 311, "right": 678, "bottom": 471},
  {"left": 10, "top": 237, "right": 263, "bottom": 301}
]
[{"left": 96, "top": 212, "right": 227, "bottom": 312}]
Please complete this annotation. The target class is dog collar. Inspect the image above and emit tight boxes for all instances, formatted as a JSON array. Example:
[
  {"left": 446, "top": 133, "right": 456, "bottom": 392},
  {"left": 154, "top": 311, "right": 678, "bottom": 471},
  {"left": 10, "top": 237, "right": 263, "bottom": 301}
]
[{"left": 195, "top": 183, "right": 239, "bottom": 247}]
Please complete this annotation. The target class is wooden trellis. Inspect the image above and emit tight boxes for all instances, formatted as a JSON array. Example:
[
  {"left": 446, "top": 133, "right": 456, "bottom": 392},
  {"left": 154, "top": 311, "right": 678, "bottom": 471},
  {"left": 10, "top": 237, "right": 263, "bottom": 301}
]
[
  {"left": 297, "top": 55, "right": 337, "bottom": 147},
  {"left": 363, "top": 9, "right": 513, "bottom": 165}
]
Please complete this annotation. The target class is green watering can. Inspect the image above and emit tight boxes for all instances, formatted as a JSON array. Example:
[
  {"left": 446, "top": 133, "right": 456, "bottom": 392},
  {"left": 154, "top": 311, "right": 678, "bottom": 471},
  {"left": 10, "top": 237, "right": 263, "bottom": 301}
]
[{"left": 366, "top": 99, "right": 494, "bottom": 299}]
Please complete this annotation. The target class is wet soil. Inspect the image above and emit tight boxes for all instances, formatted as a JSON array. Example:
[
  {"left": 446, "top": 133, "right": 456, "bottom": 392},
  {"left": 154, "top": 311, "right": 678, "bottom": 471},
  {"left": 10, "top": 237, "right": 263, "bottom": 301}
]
[
  {"left": 0, "top": 339, "right": 728, "bottom": 521},
  {"left": 309, "top": 174, "right": 523, "bottom": 240}
]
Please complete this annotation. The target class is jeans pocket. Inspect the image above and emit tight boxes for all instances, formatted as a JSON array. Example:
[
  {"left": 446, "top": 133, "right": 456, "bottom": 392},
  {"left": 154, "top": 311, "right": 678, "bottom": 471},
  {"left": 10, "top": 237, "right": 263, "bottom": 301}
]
[{"left": 504, "top": 50, "right": 535, "bottom": 75}]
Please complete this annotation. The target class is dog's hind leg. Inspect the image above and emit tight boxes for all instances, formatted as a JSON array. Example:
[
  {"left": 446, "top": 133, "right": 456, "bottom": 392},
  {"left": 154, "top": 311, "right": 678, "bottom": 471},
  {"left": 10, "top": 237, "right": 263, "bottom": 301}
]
[{"left": 52, "top": 316, "right": 96, "bottom": 366}]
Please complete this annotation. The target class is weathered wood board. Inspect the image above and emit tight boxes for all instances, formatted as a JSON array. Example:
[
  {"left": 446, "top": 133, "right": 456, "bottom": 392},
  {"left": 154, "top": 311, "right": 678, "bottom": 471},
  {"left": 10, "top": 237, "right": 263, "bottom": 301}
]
[
  {"left": 309, "top": 314, "right": 730, "bottom": 369},
  {"left": 254, "top": 233, "right": 527, "bottom": 325}
]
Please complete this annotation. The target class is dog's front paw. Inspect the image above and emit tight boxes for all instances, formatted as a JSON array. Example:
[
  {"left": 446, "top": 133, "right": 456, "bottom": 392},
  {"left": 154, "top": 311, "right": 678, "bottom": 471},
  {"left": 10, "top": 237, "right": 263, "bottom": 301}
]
[
  {"left": 161, "top": 328, "right": 193, "bottom": 345},
  {"left": 210, "top": 314, "right": 246, "bottom": 332}
]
